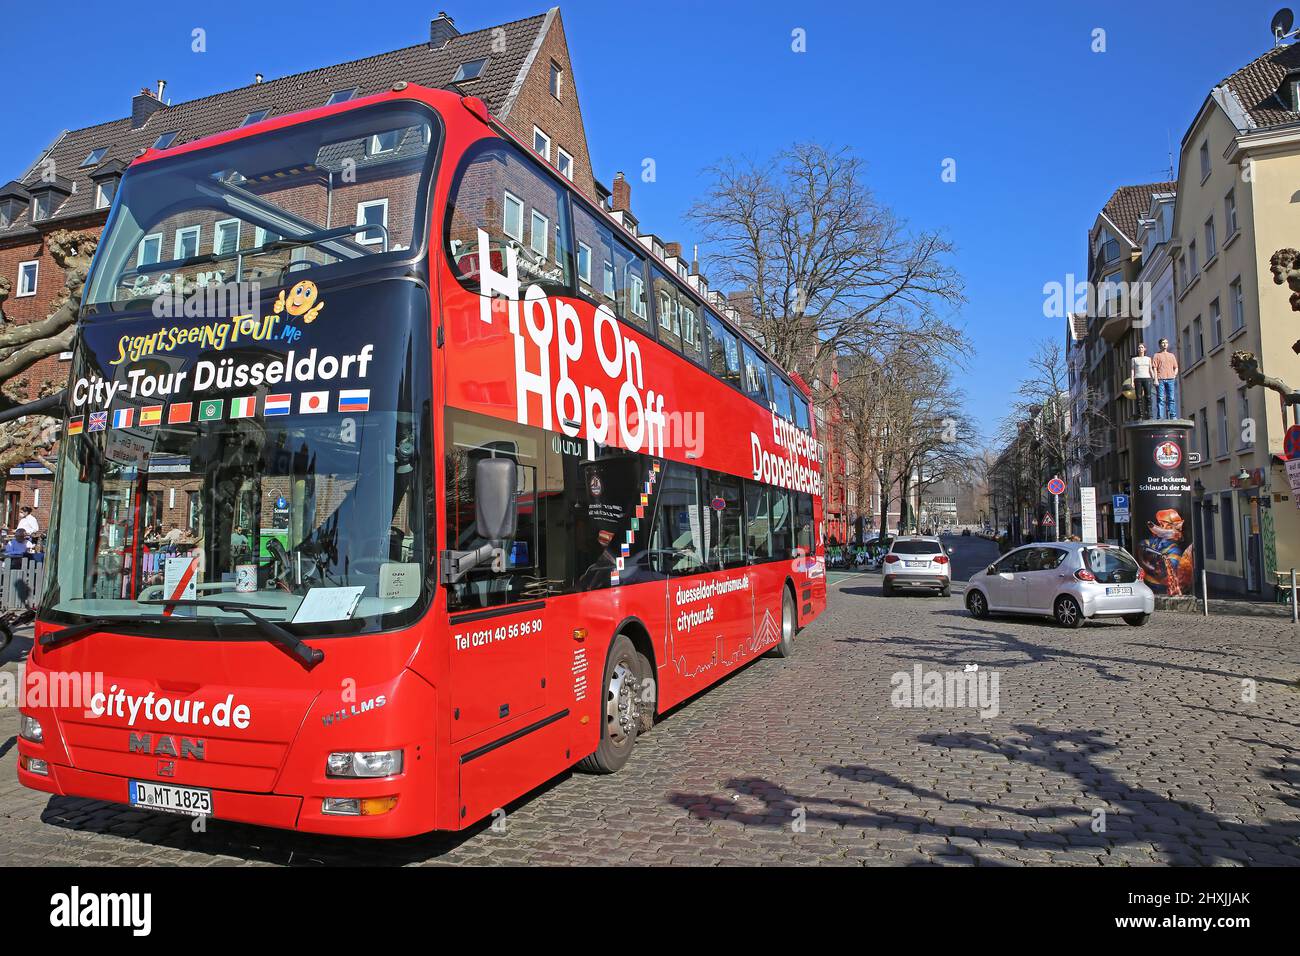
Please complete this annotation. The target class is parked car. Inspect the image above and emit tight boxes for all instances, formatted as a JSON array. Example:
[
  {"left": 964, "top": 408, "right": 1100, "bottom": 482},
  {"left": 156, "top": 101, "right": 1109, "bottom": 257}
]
[
  {"left": 964, "top": 541, "right": 1154, "bottom": 627},
  {"left": 961, "top": 528, "right": 971, "bottom": 536},
  {"left": 882, "top": 535, "right": 952, "bottom": 596}
]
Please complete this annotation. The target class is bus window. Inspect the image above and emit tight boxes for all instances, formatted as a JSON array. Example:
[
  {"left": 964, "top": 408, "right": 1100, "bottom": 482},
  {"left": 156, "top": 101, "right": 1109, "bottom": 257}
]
[
  {"left": 678, "top": 293, "right": 703, "bottom": 365},
  {"left": 652, "top": 270, "right": 682, "bottom": 353},
  {"left": 795, "top": 493, "right": 814, "bottom": 553},
  {"left": 705, "top": 311, "right": 742, "bottom": 389},
  {"left": 770, "top": 488, "right": 793, "bottom": 558},
  {"left": 741, "top": 342, "right": 770, "bottom": 407},
  {"left": 569, "top": 447, "right": 665, "bottom": 589},
  {"left": 650, "top": 463, "right": 705, "bottom": 575},
  {"left": 703, "top": 471, "right": 744, "bottom": 570},
  {"left": 572, "top": 203, "right": 617, "bottom": 314},
  {"left": 612, "top": 240, "right": 651, "bottom": 333},
  {"left": 771, "top": 374, "right": 793, "bottom": 421},
  {"left": 794, "top": 392, "right": 811, "bottom": 431},
  {"left": 446, "top": 141, "right": 572, "bottom": 297},
  {"left": 744, "top": 483, "right": 772, "bottom": 561}
]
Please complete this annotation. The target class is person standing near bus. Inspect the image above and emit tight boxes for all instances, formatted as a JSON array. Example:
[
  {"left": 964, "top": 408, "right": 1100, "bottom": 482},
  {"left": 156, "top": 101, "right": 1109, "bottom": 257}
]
[
  {"left": 17, "top": 506, "right": 39, "bottom": 537},
  {"left": 1131, "top": 342, "right": 1153, "bottom": 420}
]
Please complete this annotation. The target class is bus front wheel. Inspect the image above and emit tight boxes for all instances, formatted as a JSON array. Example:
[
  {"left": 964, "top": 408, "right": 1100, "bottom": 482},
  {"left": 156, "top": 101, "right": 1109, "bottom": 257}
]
[{"left": 577, "top": 633, "right": 642, "bottom": 774}]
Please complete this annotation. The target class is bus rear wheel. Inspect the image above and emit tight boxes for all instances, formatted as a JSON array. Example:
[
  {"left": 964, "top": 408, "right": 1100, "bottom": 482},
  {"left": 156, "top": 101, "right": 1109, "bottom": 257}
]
[
  {"left": 766, "top": 586, "right": 797, "bottom": 658},
  {"left": 577, "top": 633, "right": 642, "bottom": 774}
]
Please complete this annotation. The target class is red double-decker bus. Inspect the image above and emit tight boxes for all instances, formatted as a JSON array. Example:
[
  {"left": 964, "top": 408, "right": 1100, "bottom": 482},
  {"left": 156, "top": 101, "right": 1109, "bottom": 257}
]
[{"left": 17, "top": 85, "right": 826, "bottom": 837}]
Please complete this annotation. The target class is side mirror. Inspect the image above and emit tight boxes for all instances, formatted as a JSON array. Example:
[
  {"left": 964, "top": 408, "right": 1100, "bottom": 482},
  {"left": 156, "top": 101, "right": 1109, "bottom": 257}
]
[
  {"left": 986, "top": 564, "right": 996, "bottom": 575},
  {"left": 475, "top": 457, "right": 518, "bottom": 542}
]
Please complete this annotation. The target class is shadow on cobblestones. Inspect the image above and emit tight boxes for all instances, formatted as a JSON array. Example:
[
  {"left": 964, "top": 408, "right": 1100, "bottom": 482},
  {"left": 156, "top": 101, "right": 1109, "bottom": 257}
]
[
  {"left": 1, "top": 632, "right": 31, "bottom": 666},
  {"left": 0, "top": 735, "right": 14, "bottom": 761},
  {"left": 668, "top": 724, "right": 1300, "bottom": 865}
]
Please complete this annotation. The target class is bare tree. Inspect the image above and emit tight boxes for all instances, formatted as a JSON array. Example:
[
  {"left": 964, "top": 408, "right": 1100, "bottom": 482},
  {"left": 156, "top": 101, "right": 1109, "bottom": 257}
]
[
  {"left": 0, "top": 229, "right": 98, "bottom": 473},
  {"left": 688, "top": 143, "right": 964, "bottom": 378}
]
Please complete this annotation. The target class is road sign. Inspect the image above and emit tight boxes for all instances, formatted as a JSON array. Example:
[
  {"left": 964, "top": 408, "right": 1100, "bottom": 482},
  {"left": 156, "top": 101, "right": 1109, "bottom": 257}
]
[
  {"left": 1285, "top": 424, "right": 1300, "bottom": 460},
  {"left": 1113, "top": 493, "right": 1130, "bottom": 523},
  {"left": 1187, "top": 450, "right": 1203, "bottom": 466},
  {"left": 1287, "top": 458, "right": 1300, "bottom": 508},
  {"left": 1047, "top": 477, "right": 1066, "bottom": 496}
]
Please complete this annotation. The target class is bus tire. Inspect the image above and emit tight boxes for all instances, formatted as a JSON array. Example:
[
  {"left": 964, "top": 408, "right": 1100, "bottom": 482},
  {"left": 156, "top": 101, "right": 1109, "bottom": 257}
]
[
  {"left": 576, "top": 633, "right": 642, "bottom": 774},
  {"left": 766, "top": 586, "right": 797, "bottom": 659}
]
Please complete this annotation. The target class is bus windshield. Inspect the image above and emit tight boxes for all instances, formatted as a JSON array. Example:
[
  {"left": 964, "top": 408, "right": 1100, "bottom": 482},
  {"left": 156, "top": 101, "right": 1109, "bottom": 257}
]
[
  {"left": 83, "top": 102, "right": 438, "bottom": 313},
  {"left": 43, "top": 102, "right": 439, "bottom": 635}
]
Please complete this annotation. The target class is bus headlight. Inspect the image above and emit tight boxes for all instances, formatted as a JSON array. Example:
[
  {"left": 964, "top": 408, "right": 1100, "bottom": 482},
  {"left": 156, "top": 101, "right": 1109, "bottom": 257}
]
[
  {"left": 19, "top": 715, "right": 43, "bottom": 743},
  {"left": 326, "top": 749, "right": 403, "bottom": 778}
]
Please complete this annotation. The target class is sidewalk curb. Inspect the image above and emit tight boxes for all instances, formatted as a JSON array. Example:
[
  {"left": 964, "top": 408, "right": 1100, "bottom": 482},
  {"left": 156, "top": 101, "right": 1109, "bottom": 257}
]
[{"left": 1155, "top": 595, "right": 1296, "bottom": 619}]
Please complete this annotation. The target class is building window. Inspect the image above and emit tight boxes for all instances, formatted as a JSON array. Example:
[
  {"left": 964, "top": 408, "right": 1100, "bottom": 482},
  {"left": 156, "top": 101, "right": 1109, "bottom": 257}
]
[
  {"left": 1209, "top": 298, "right": 1222, "bottom": 349},
  {"left": 95, "top": 178, "right": 118, "bottom": 209},
  {"left": 502, "top": 191, "right": 524, "bottom": 242},
  {"left": 530, "top": 209, "right": 549, "bottom": 259},
  {"left": 532, "top": 127, "right": 551, "bottom": 161},
  {"left": 1237, "top": 386, "right": 1251, "bottom": 449},
  {"left": 80, "top": 147, "right": 107, "bottom": 168},
  {"left": 1229, "top": 277, "right": 1245, "bottom": 331},
  {"left": 254, "top": 226, "right": 281, "bottom": 248},
  {"left": 240, "top": 109, "right": 270, "bottom": 127},
  {"left": 31, "top": 193, "right": 54, "bottom": 222},
  {"left": 549, "top": 60, "right": 563, "bottom": 99},
  {"left": 369, "top": 129, "right": 402, "bottom": 155},
  {"left": 173, "top": 225, "right": 201, "bottom": 261},
  {"left": 453, "top": 58, "right": 487, "bottom": 82},
  {"left": 325, "top": 88, "right": 357, "bottom": 106},
  {"left": 1224, "top": 188, "right": 1238, "bottom": 235},
  {"left": 1192, "top": 315, "right": 1204, "bottom": 362},
  {"left": 1177, "top": 253, "right": 1188, "bottom": 293},
  {"left": 556, "top": 147, "right": 574, "bottom": 181},
  {"left": 1198, "top": 407, "right": 1210, "bottom": 460},
  {"left": 1188, "top": 239, "right": 1198, "bottom": 275},
  {"left": 16, "top": 260, "right": 38, "bottom": 297},
  {"left": 137, "top": 233, "right": 163, "bottom": 266},
  {"left": 152, "top": 131, "right": 178, "bottom": 150},
  {"left": 355, "top": 199, "right": 388, "bottom": 246},
  {"left": 214, "top": 218, "right": 240, "bottom": 255},
  {"left": 1216, "top": 397, "right": 1228, "bottom": 456},
  {"left": 1199, "top": 141, "right": 1211, "bottom": 180},
  {"left": 1204, "top": 215, "right": 1216, "bottom": 260},
  {"left": 576, "top": 241, "right": 591, "bottom": 283}
]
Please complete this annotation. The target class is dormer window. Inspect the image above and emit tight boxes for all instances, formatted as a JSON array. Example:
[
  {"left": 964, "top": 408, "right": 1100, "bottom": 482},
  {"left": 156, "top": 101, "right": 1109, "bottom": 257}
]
[
  {"left": 452, "top": 58, "right": 487, "bottom": 82},
  {"left": 80, "top": 148, "right": 107, "bottom": 168},
  {"left": 31, "top": 192, "right": 54, "bottom": 222},
  {"left": 152, "top": 131, "right": 178, "bottom": 150},
  {"left": 240, "top": 109, "right": 270, "bottom": 127},
  {"left": 0, "top": 198, "right": 22, "bottom": 228},
  {"left": 369, "top": 129, "right": 402, "bottom": 155},
  {"left": 325, "top": 88, "right": 357, "bottom": 106}
]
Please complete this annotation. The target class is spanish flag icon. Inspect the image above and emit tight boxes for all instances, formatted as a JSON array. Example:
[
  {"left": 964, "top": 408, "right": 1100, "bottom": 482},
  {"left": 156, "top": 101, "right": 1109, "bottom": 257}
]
[{"left": 139, "top": 405, "right": 163, "bottom": 427}]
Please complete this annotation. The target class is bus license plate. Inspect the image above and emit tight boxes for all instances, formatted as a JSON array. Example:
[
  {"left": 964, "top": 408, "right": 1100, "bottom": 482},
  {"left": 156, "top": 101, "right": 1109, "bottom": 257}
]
[
  {"left": 129, "top": 780, "right": 212, "bottom": 816},
  {"left": 1105, "top": 586, "right": 1132, "bottom": 596}
]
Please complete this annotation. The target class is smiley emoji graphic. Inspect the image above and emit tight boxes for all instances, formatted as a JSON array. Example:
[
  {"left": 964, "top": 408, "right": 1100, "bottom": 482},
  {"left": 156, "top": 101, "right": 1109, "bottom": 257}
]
[{"left": 273, "top": 279, "right": 325, "bottom": 324}]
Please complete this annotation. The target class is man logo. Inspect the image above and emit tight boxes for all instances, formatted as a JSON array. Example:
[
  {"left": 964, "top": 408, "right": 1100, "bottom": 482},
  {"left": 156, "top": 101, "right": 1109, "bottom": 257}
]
[{"left": 128, "top": 733, "right": 206, "bottom": 761}]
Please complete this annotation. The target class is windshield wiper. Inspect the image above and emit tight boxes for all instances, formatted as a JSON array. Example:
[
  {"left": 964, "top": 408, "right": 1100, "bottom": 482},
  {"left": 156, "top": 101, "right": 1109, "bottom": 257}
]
[
  {"left": 39, "top": 615, "right": 176, "bottom": 650},
  {"left": 140, "top": 599, "right": 324, "bottom": 669}
]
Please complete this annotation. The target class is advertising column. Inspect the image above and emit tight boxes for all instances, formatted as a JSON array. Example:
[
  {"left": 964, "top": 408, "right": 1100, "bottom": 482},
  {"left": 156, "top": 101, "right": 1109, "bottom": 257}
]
[{"left": 1125, "top": 422, "right": 1195, "bottom": 596}]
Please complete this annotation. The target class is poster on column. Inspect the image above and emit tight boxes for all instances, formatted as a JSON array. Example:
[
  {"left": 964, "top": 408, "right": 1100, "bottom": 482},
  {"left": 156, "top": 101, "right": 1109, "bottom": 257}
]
[{"left": 1130, "top": 427, "right": 1195, "bottom": 595}]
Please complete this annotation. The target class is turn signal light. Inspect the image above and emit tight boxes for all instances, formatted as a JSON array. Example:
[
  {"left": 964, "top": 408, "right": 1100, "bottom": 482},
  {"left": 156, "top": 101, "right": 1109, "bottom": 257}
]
[
  {"left": 361, "top": 796, "right": 399, "bottom": 816},
  {"left": 1075, "top": 569, "right": 1097, "bottom": 582}
]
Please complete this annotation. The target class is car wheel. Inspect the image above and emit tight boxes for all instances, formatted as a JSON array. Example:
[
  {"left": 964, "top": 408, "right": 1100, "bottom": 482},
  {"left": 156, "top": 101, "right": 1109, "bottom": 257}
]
[
  {"left": 1054, "top": 595, "right": 1085, "bottom": 629},
  {"left": 1123, "top": 612, "right": 1150, "bottom": 627},
  {"left": 940, "top": 583, "right": 951, "bottom": 598},
  {"left": 882, "top": 581, "right": 894, "bottom": 597},
  {"left": 576, "top": 633, "right": 642, "bottom": 774},
  {"left": 766, "top": 587, "right": 797, "bottom": 658},
  {"left": 966, "top": 589, "right": 988, "bottom": 619}
]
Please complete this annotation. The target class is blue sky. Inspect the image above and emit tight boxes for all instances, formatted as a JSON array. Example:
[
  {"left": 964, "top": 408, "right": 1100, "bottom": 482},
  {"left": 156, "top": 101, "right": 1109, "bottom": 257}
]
[{"left": 0, "top": 0, "right": 1287, "bottom": 443}]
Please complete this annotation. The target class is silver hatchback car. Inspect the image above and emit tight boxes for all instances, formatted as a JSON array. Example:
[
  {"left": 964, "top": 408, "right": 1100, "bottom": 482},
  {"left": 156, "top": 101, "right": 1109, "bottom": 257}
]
[
  {"left": 964, "top": 542, "right": 1155, "bottom": 627},
  {"left": 882, "top": 535, "right": 952, "bottom": 596}
]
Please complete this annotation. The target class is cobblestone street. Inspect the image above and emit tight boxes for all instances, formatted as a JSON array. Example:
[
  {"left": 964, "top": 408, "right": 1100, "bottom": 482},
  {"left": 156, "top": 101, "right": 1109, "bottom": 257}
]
[{"left": 3, "top": 537, "right": 1299, "bottom": 866}]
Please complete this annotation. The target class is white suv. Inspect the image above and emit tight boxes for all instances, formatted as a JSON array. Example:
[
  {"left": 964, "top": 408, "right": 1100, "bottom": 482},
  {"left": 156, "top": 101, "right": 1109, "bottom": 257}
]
[{"left": 882, "top": 536, "right": 952, "bottom": 596}]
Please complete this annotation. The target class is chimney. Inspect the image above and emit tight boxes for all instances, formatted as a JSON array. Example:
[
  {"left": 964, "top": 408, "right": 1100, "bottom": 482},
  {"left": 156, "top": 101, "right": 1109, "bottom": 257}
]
[
  {"left": 131, "top": 86, "right": 169, "bottom": 129},
  {"left": 664, "top": 241, "right": 682, "bottom": 259},
  {"left": 611, "top": 171, "right": 631, "bottom": 213},
  {"left": 429, "top": 11, "right": 459, "bottom": 48},
  {"left": 255, "top": 73, "right": 264, "bottom": 84},
  {"left": 157, "top": 79, "right": 167, "bottom": 100}
]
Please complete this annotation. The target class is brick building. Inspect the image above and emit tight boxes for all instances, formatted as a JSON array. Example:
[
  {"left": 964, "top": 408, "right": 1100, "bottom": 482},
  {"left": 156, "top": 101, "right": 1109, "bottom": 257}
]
[{"left": 0, "top": 8, "right": 596, "bottom": 532}]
